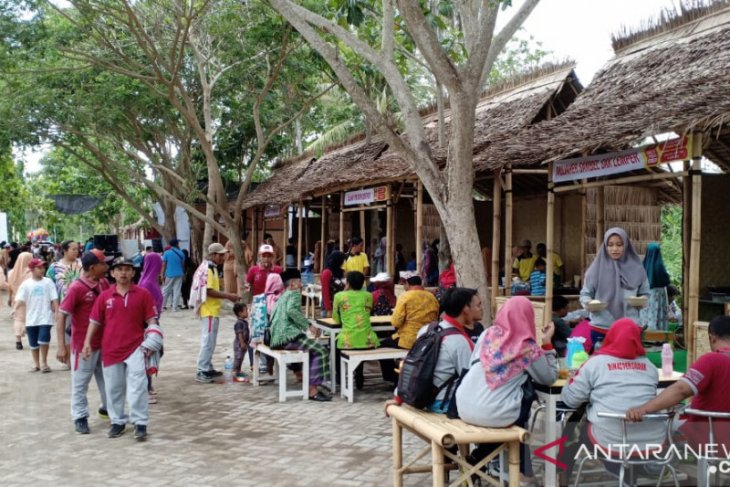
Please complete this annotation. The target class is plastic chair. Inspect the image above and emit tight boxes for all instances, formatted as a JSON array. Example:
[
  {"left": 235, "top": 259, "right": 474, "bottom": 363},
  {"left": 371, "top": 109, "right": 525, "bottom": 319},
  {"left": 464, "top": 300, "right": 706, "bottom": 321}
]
[
  {"left": 529, "top": 399, "right": 576, "bottom": 433},
  {"left": 683, "top": 408, "right": 730, "bottom": 487},
  {"left": 573, "top": 411, "right": 679, "bottom": 487}
]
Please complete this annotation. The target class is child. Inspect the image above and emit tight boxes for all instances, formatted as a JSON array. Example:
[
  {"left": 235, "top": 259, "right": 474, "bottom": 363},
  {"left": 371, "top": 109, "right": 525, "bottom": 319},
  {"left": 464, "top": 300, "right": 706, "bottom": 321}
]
[
  {"left": 232, "top": 302, "right": 250, "bottom": 382},
  {"left": 529, "top": 258, "right": 547, "bottom": 296},
  {"left": 14, "top": 258, "right": 59, "bottom": 372},
  {"left": 551, "top": 295, "right": 572, "bottom": 357}
]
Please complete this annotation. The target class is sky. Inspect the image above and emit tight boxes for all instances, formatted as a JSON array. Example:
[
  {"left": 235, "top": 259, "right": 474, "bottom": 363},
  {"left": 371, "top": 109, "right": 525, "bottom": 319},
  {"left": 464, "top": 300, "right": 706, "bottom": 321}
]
[{"left": 17, "top": 0, "right": 681, "bottom": 172}]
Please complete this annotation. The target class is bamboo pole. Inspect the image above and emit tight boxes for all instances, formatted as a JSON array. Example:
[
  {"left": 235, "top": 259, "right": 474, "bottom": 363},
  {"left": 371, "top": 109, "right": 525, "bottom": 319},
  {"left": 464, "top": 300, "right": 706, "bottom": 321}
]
[
  {"left": 596, "top": 186, "right": 605, "bottom": 251},
  {"left": 339, "top": 192, "right": 345, "bottom": 251},
  {"left": 512, "top": 169, "right": 548, "bottom": 175},
  {"left": 554, "top": 171, "right": 688, "bottom": 193},
  {"left": 545, "top": 163, "right": 555, "bottom": 327},
  {"left": 491, "top": 173, "right": 502, "bottom": 315},
  {"left": 304, "top": 202, "right": 310, "bottom": 263},
  {"left": 416, "top": 181, "right": 424, "bottom": 275},
  {"left": 682, "top": 160, "right": 691, "bottom": 336},
  {"left": 580, "top": 186, "right": 587, "bottom": 277},
  {"left": 386, "top": 185, "right": 394, "bottom": 277},
  {"left": 504, "top": 166, "right": 513, "bottom": 296},
  {"left": 687, "top": 133, "right": 703, "bottom": 362},
  {"left": 282, "top": 209, "right": 289, "bottom": 270},
  {"left": 297, "top": 201, "right": 303, "bottom": 270},
  {"left": 320, "top": 196, "right": 326, "bottom": 274}
]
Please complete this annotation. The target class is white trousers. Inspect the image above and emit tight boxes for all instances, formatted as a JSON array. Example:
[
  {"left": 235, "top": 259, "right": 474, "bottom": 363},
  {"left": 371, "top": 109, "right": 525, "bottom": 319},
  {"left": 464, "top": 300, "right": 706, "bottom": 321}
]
[
  {"left": 71, "top": 349, "right": 107, "bottom": 420},
  {"left": 103, "top": 346, "right": 148, "bottom": 426}
]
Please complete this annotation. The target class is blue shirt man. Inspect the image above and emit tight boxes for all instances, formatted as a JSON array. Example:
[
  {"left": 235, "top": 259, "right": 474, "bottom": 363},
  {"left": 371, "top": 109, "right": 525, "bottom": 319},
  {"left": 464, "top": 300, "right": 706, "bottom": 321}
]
[{"left": 161, "top": 238, "right": 186, "bottom": 311}]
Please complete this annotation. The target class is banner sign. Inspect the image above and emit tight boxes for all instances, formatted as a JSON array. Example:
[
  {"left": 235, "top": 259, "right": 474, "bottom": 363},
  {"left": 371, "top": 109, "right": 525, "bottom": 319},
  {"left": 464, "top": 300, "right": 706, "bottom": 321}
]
[
  {"left": 264, "top": 204, "right": 282, "bottom": 219},
  {"left": 552, "top": 136, "right": 692, "bottom": 183},
  {"left": 344, "top": 186, "right": 389, "bottom": 206}
]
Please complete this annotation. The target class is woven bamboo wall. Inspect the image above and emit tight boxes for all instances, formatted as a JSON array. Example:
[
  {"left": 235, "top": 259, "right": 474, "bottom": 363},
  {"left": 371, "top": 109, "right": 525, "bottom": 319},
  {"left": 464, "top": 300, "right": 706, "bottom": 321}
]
[
  {"left": 423, "top": 204, "right": 441, "bottom": 243},
  {"left": 585, "top": 186, "right": 661, "bottom": 267},
  {"left": 328, "top": 210, "right": 352, "bottom": 244},
  {"left": 699, "top": 175, "right": 730, "bottom": 291}
]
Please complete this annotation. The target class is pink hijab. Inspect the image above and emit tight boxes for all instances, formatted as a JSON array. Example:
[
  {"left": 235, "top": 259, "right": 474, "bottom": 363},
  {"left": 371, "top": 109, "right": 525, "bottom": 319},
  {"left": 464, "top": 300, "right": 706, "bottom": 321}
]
[
  {"left": 7, "top": 252, "right": 33, "bottom": 302},
  {"left": 479, "top": 296, "right": 544, "bottom": 390},
  {"left": 265, "top": 273, "right": 284, "bottom": 315}
]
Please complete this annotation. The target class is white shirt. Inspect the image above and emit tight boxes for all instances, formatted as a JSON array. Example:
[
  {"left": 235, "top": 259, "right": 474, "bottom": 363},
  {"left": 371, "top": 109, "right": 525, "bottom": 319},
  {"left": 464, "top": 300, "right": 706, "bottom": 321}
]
[{"left": 16, "top": 277, "right": 58, "bottom": 327}]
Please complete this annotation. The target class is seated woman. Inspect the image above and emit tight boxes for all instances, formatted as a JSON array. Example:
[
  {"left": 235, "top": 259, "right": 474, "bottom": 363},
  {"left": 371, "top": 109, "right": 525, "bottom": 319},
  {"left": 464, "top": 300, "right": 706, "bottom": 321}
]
[
  {"left": 370, "top": 272, "right": 396, "bottom": 316},
  {"left": 269, "top": 269, "right": 331, "bottom": 402},
  {"left": 455, "top": 296, "right": 558, "bottom": 482},
  {"left": 333, "top": 271, "right": 380, "bottom": 389},
  {"left": 560, "top": 318, "right": 664, "bottom": 477}
]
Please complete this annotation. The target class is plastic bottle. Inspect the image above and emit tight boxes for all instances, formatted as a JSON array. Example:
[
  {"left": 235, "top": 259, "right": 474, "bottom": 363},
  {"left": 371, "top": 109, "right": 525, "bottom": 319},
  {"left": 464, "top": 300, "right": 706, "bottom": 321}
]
[
  {"left": 661, "top": 343, "right": 674, "bottom": 376},
  {"left": 224, "top": 356, "right": 233, "bottom": 384}
]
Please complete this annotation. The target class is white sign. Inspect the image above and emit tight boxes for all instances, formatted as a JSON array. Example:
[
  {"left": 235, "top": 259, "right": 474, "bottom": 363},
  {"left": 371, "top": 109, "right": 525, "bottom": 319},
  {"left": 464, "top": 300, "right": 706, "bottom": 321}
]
[
  {"left": 344, "top": 188, "right": 375, "bottom": 206},
  {"left": 264, "top": 204, "right": 282, "bottom": 219},
  {"left": 0, "top": 212, "right": 7, "bottom": 243}
]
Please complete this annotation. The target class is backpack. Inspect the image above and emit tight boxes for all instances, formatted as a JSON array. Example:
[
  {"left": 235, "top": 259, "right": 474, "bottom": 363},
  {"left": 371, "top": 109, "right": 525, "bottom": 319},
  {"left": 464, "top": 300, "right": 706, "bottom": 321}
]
[{"left": 397, "top": 323, "right": 463, "bottom": 409}]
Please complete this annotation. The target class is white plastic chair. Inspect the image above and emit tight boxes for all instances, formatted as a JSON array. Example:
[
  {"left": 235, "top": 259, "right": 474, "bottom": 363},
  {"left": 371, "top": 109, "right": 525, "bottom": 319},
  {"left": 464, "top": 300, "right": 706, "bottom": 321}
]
[
  {"left": 683, "top": 408, "right": 730, "bottom": 487},
  {"left": 573, "top": 411, "right": 679, "bottom": 487}
]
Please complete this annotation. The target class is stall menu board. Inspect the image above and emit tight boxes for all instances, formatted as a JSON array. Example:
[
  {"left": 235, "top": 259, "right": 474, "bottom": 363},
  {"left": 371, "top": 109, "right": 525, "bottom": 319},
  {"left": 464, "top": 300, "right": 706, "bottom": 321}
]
[{"left": 344, "top": 186, "right": 389, "bottom": 206}]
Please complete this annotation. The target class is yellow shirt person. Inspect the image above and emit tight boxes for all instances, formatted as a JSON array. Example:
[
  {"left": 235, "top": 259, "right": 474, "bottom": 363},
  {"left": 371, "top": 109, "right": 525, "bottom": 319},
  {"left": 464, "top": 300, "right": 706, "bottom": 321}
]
[{"left": 391, "top": 278, "right": 440, "bottom": 349}]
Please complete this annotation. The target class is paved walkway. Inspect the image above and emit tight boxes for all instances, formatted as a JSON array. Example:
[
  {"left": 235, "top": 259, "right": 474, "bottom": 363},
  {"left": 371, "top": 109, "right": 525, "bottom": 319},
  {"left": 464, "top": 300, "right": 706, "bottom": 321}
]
[{"left": 0, "top": 296, "right": 419, "bottom": 486}]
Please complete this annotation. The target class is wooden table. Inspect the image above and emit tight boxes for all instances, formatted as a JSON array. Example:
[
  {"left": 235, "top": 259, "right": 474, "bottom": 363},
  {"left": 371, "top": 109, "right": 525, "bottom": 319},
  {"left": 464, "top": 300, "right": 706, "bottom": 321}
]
[
  {"left": 313, "top": 315, "right": 395, "bottom": 393},
  {"left": 642, "top": 329, "right": 676, "bottom": 343},
  {"left": 534, "top": 369, "right": 683, "bottom": 487}
]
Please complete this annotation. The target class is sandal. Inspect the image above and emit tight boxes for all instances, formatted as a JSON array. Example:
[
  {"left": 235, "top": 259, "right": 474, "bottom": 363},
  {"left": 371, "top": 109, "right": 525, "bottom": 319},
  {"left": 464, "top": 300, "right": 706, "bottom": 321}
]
[
  {"left": 309, "top": 391, "right": 332, "bottom": 402},
  {"left": 29, "top": 366, "right": 40, "bottom": 372},
  {"left": 148, "top": 394, "right": 158, "bottom": 404},
  {"left": 41, "top": 366, "right": 51, "bottom": 373}
]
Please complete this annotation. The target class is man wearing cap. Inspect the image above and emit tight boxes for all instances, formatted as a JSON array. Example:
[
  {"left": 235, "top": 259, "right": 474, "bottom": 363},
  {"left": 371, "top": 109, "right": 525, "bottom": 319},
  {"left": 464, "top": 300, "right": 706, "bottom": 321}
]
[
  {"left": 343, "top": 236, "right": 370, "bottom": 276},
  {"left": 194, "top": 243, "right": 241, "bottom": 384},
  {"left": 83, "top": 257, "right": 159, "bottom": 440},
  {"left": 512, "top": 239, "right": 537, "bottom": 282},
  {"left": 161, "top": 238, "right": 186, "bottom": 312},
  {"left": 15, "top": 258, "right": 59, "bottom": 372},
  {"left": 245, "top": 244, "right": 283, "bottom": 297},
  {"left": 57, "top": 248, "right": 111, "bottom": 434}
]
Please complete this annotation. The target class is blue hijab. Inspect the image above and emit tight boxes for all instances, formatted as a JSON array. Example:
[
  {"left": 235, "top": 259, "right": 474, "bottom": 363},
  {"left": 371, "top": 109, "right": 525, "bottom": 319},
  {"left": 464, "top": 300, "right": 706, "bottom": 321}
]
[{"left": 643, "top": 242, "right": 670, "bottom": 288}]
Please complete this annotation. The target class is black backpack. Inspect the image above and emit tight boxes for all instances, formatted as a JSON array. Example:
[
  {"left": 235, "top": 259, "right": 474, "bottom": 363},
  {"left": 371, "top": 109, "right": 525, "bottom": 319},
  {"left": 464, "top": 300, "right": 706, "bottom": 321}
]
[{"left": 397, "top": 323, "right": 462, "bottom": 409}]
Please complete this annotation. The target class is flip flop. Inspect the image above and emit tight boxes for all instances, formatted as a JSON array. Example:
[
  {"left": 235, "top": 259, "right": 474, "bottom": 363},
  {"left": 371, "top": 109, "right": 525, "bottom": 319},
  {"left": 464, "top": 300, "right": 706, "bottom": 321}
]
[
  {"left": 29, "top": 366, "right": 40, "bottom": 372},
  {"left": 41, "top": 366, "right": 51, "bottom": 373}
]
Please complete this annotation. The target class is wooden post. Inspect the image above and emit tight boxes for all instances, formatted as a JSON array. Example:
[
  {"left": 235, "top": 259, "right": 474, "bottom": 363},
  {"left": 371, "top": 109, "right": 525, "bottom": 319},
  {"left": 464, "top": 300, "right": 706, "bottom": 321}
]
[
  {"left": 431, "top": 441, "right": 445, "bottom": 486},
  {"left": 416, "top": 181, "right": 424, "bottom": 275},
  {"left": 305, "top": 202, "right": 310, "bottom": 262},
  {"left": 339, "top": 192, "right": 345, "bottom": 251},
  {"left": 252, "top": 208, "right": 259, "bottom": 250},
  {"left": 392, "top": 418, "right": 403, "bottom": 487},
  {"left": 682, "top": 159, "right": 691, "bottom": 339},
  {"left": 545, "top": 163, "right": 555, "bottom": 326},
  {"left": 386, "top": 185, "right": 394, "bottom": 277},
  {"left": 687, "top": 133, "right": 703, "bottom": 362},
  {"left": 580, "top": 180, "right": 588, "bottom": 277},
  {"left": 320, "top": 196, "right": 326, "bottom": 274},
  {"left": 282, "top": 209, "right": 289, "bottom": 270},
  {"left": 504, "top": 166, "right": 513, "bottom": 296},
  {"left": 297, "top": 201, "right": 303, "bottom": 270},
  {"left": 491, "top": 173, "right": 502, "bottom": 315},
  {"left": 596, "top": 185, "right": 605, "bottom": 250}
]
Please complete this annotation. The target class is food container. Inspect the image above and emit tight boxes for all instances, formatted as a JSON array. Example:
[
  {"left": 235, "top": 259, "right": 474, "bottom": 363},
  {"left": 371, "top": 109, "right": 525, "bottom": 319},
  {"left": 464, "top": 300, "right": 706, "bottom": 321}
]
[
  {"left": 627, "top": 296, "right": 649, "bottom": 308},
  {"left": 586, "top": 300, "right": 608, "bottom": 313}
]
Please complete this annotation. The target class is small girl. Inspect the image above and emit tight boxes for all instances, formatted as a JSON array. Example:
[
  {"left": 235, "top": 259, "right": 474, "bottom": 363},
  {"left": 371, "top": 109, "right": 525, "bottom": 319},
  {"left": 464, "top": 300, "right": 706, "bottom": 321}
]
[{"left": 232, "top": 302, "right": 250, "bottom": 382}]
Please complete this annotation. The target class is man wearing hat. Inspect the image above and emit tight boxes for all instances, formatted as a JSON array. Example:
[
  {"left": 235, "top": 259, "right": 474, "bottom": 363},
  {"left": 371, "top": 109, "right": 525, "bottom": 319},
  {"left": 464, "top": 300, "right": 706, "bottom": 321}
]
[
  {"left": 194, "top": 243, "right": 241, "bottom": 384},
  {"left": 512, "top": 239, "right": 537, "bottom": 282},
  {"left": 245, "top": 244, "right": 283, "bottom": 297},
  {"left": 161, "top": 238, "right": 186, "bottom": 312},
  {"left": 83, "top": 257, "right": 159, "bottom": 440},
  {"left": 269, "top": 268, "right": 331, "bottom": 401},
  {"left": 57, "top": 248, "right": 111, "bottom": 434}
]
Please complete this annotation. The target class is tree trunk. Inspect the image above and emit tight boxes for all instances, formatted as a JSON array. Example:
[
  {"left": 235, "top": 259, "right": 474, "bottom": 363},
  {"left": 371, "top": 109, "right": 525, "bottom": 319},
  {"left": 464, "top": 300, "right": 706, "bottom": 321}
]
[
  {"left": 227, "top": 220, "right": 248, "bottom": 299},
  {"left": 162, "top": 198, "right": 177, "bottom": 242},
  {"left": 202, "top": 184, "right": 216, "bottom": 259}
]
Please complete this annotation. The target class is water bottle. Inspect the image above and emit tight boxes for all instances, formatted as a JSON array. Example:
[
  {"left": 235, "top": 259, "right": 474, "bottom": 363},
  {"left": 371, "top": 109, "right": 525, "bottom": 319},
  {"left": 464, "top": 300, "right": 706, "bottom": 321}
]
[
  {"left": 661, "top": 343, "right": 674, "bottom": 376},
  {"left": 224, "top": 356, "right": 233, "bottom": 384}
]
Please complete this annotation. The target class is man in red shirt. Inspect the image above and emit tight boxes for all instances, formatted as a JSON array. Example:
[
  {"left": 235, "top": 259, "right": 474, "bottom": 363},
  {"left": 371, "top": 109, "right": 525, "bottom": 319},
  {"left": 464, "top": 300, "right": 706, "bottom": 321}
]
[
  {"left": 245, "top": 244, "right": 283, "bottom": 296},
  {"left": 627, "top": 315, "right": 730, "bottom": 447},
  {"left": 83, "top": 258, "right": 159, "bottom": 440},
  {"left": 57, "top": 249, "right": 111, "bottom": 435}
]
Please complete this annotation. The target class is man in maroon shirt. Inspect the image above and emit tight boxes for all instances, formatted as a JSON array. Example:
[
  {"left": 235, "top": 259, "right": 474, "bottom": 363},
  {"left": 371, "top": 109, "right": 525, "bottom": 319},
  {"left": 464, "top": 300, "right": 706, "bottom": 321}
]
[
  {"left": 57, "top": 249, "right": 111, "bottom": 435},
  {"left": 245, "top": 244, "right": 283, "bottom": 296},
  {"left": 628, "top": 315, "right": 730, "bottom": 447},
  {"left": 83, "top": 258, "right": 159, "bottom": 440}
]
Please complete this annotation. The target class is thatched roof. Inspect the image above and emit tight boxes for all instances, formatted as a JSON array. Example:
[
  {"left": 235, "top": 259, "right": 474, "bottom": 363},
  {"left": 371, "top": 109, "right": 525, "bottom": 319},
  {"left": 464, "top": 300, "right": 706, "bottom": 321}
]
[
  {"left": 476, "top": 0, "right": 730, "bottom": 174},
  {"left": 243, "top": 62, "right": 582, "bottom": 209}
]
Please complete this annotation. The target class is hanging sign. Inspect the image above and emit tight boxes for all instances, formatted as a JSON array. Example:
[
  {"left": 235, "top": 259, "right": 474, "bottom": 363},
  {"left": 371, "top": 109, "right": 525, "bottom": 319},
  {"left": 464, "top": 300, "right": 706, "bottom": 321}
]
[
  {"left": 264, "top": 204, "right": 282, "bottom": 219},
  {"left": 552, "top": 136, "right": 692, "bottom": 183},
  {"left": 344, "top": 186, "right": 389, "bottom": 206}
]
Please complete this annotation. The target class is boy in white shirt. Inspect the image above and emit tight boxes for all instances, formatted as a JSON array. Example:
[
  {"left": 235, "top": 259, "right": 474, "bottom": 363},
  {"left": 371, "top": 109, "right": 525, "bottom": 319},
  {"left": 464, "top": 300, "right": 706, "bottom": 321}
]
[{"left": 15, "top": 258, "right": 59, "bottom": 372}]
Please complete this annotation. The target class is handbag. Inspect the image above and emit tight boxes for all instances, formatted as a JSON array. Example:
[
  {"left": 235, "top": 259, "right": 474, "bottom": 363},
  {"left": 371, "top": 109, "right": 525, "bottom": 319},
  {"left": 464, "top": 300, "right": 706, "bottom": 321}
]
[{"left": 263, "top": 327, "right": 272, "bottom": 347}]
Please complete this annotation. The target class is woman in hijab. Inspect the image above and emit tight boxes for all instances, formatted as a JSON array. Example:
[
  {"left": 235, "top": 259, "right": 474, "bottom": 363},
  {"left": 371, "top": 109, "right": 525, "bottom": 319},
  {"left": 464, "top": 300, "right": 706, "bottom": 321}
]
[
  {"left": 320, "top": 250, "right": 346, "bottom": 317},
  {"left": 455, "top": 296, "right": 558, "bottom": 481},
  {"left": 421, "top": 239, "right": 439, "bottom": 287},
  {"left": 264, "top": 272, "right": 285, "bottom": 316},
  {"left": 8, "top": 252, "right": 33, "bottom": 349},
  {"left": 560, "top": 319, "right": 663, "bottom": 478},
  {"left": 640, "top": 242, "right": 671, "bottom": 331},
  {"left": 138, "top": 251, "right": 164, "bottom": 402},
  {"left": 370, "top": 273, "right": 396, "bottom": 315},
  {"left": 580, "top": 227, "right": 650, "bottom": 350}
]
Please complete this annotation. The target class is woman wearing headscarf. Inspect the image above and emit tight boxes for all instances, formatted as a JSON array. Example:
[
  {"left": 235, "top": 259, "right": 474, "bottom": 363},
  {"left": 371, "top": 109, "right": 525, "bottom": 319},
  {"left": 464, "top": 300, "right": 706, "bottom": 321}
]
[
  {"left": 370, "top": 273, "right": 396, "bottom": 316},
  {"left": 320, "top": 251, "right": 346, "bottom": 317},
  {"left": 580, "top": 227, "right": 650, "bottom": 349},
  {"left": 640, "top": 242, "right": 671, "bottom": 331},
  {"left": 421, "top": 239, "right": 439, "bottom": 287},
  {"left": 455, "top": 296, "right": 558, "bottom": 481},
  {"left": 8, "top": 252, "right": 33, "bottom": 349},
  {"left": 560, "top": 319, "right": 663, "bottom": 476},
  {"left": 264, "top": 272, "right": 285, "bottom": 316},
  {"left": 137, "top": 251, "right": 164, "bottom": 402}
]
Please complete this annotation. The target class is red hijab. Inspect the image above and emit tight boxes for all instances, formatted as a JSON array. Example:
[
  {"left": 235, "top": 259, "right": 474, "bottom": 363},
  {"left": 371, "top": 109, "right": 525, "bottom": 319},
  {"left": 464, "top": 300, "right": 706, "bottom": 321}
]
[{"left": 595, "top": 318, "right": 645, "bottom": 359}]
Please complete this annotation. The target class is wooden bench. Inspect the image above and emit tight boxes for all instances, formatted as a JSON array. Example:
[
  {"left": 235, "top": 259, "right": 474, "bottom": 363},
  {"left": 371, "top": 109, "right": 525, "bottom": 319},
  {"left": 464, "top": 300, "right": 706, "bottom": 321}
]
[
  {"left": 386, "top": 404, "right": 528, "bottom": 487},
  {"left": 340, "top": 347, "right": 408, "bottom": 402},
  {"left": 252, "top": 344, "right": 309, "bottom": 402}
]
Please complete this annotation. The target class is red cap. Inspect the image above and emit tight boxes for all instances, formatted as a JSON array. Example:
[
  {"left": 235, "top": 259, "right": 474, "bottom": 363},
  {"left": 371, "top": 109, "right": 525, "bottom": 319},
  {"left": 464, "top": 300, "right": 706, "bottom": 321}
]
[{"left": 28, "top": 258, "right": 46, "bottom": 269}]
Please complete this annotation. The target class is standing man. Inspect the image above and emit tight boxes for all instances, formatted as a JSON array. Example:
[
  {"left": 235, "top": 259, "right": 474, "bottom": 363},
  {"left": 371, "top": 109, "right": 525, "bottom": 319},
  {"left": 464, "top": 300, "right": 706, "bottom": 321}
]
[
  {"left": 194, "top": 243, "right": 241, "bottom": 383},
  {"left": 161, "top": 238, "right": 186, "bottom": 312},
  {"left": 83, "top": 258, "right": 160, "bottom": 440},
  {"left": 263, "top": 233, "right": 283, "bottom": 267},
  {"left": 245, "top": 244, "right": 283, "bottom": 297},
  {"left": 512, "top": 239, "right": 537, "bottom": 282},
  {"left": 343, "top": 236, "right": 370, "bottom": 276},
  {"left": 57, "top": 248, "right": 110, "bottom": 434}
]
